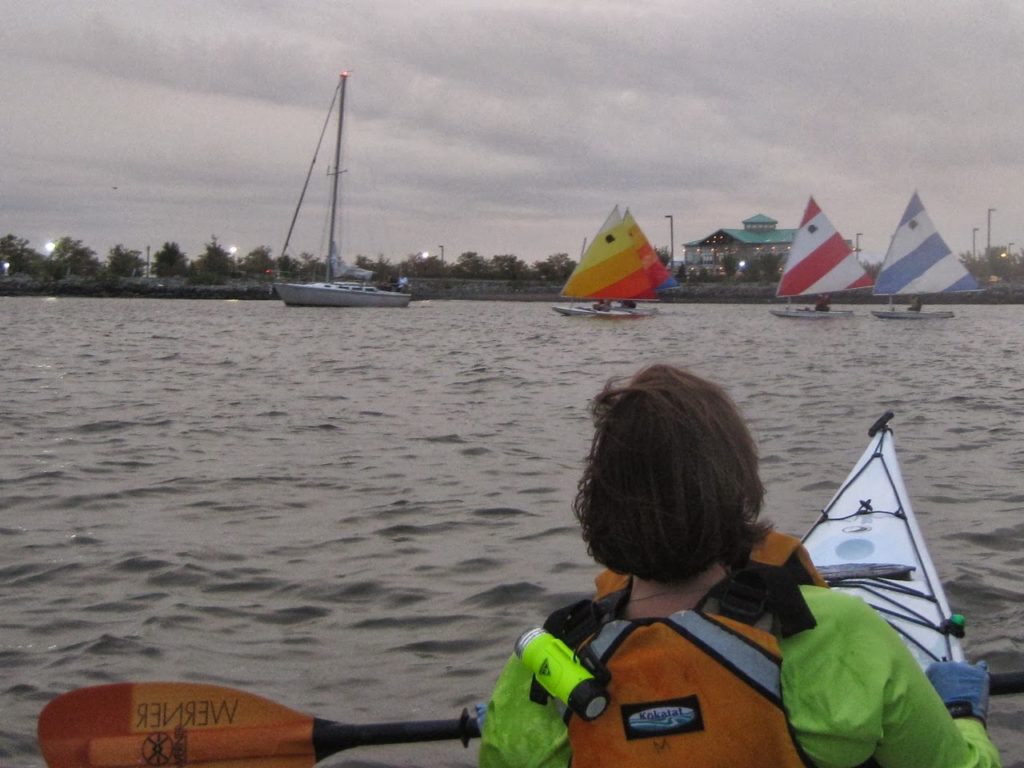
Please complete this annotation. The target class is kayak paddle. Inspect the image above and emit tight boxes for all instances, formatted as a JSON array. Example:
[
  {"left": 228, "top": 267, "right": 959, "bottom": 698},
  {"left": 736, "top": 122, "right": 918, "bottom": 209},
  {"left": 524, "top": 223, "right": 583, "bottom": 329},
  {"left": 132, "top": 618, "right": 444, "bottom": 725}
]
[
  {"left": 37, "top": 682, "right": 479, "bottom": 768},
  {"left": 37, "top": 674, "right": 1024, "bottom": 767}
]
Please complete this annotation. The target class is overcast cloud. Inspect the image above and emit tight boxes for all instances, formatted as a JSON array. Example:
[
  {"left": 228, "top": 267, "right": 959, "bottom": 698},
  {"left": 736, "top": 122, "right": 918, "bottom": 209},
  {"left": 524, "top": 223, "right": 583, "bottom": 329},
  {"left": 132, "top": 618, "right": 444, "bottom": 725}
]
[{"left": 3, "top": 0, "right": 1022, "bottom": 265}]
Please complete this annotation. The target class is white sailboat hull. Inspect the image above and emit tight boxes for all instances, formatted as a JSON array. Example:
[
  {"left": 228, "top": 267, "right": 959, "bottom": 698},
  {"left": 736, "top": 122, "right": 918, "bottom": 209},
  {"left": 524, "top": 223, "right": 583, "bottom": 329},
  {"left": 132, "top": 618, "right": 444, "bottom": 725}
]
[
  {"left": 552, "top": 305, "right": 657, "bottom": 318},
  {"left": 274, "top": 282, "right": 411, "bottom": 308},
  {"left": 871, "top": 309, "right": 954, "bottom": 320},
  {"left": 769, "top": 308, "right": 854, "bottom": 318}
]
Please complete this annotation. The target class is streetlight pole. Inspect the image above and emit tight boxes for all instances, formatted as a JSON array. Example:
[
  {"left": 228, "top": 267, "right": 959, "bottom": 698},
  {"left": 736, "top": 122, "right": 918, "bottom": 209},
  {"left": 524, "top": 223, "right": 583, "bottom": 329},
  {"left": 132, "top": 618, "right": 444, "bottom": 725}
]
[
  {"left": 987, "top": 208, "right": 996, "bottom": 256},
  {"left": 438, "top": 245, "right": 444, "bottom": 265},
  {"left": 1010, "top": 242, "right": 1015, "bottom": 258},
  {"left": 664, "top": 215, "right": 674, "bottom": 270},
  {"left": 972, "top": 228, "right": 978, "bottom": 258},
  {"left": 855, "top": 232, "right": 862, "bottom": 255}
]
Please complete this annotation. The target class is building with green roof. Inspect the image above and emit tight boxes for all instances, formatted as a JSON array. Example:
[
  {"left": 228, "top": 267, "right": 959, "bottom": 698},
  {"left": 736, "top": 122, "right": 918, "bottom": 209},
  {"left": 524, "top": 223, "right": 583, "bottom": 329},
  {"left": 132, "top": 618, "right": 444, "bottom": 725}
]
[{"left": 682, "top": 214, "right": 796, "bottom": 275}]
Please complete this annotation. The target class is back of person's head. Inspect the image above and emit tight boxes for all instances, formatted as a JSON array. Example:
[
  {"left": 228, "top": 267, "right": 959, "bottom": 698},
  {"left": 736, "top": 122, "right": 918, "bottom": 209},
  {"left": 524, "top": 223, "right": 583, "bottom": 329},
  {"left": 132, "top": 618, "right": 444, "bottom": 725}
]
[{"left": 573, "top": 364, "right": 769, "bottom": 582}]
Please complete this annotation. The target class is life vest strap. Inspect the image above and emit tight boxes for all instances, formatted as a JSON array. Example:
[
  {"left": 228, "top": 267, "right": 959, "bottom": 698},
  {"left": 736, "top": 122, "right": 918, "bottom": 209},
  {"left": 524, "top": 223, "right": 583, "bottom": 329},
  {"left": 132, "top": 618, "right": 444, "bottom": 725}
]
[{"left": 702, "top": 564, "right": 816, "bottom": 638}]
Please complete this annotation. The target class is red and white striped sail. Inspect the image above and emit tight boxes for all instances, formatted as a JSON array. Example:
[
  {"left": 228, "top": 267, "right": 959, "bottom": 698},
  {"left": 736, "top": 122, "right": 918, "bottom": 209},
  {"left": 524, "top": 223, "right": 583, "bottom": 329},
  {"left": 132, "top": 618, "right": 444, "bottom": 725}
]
[{"left": 776, "top": 197, "right": 874, "bottom": 297}]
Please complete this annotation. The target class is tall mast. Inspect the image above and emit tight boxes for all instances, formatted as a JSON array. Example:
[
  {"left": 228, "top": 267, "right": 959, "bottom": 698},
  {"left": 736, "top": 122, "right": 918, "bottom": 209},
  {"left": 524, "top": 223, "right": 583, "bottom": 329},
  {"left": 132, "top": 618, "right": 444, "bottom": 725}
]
[{"left": 327, "top": 71, "right": 348, "bottom": 281}]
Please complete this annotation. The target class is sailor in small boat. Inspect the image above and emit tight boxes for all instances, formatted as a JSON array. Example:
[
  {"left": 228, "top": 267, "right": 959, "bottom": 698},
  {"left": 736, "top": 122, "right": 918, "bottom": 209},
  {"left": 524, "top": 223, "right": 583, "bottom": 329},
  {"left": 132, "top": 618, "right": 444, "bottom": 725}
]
[
  {"left": 908, "top": 295, "right": 923, "bottom": 312},
  {"left": 478, "top": 364, "right": 999, "bottom": 768},
  {"left": 814, "top": 293, "right": 831, "bottom": 312},
  {"left": 592, "top": 299, "right": 611, "bottom": 312}
]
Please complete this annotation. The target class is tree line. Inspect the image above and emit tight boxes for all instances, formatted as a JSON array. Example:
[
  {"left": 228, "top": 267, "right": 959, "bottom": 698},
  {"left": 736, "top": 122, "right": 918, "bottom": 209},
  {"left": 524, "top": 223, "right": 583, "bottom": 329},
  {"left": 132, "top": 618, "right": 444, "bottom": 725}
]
[
  {"left": 4, "top": 232, "right": 1016, "bottom": 286},
  {"left": 0, "top": 233, "right": 585, "bottom": 284}
]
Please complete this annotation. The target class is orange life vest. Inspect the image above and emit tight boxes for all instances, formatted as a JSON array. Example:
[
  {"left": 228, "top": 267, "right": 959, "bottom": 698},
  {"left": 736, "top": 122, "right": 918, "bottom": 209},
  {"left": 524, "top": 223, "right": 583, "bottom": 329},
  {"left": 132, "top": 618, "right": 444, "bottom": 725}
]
[{"left": 550, "top": 532, "right": 823, "bottom": 767}]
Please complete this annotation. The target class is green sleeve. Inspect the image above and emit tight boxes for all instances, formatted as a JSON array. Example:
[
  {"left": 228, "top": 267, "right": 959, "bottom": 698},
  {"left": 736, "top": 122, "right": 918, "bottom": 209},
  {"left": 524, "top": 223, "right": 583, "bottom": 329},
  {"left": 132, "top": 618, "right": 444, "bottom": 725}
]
[
  {"left": 782, "top": 587, "right": 1002, "bottom": 768},
  {"left": 478, "top": 654, "right": 571, "bottom": 768}
]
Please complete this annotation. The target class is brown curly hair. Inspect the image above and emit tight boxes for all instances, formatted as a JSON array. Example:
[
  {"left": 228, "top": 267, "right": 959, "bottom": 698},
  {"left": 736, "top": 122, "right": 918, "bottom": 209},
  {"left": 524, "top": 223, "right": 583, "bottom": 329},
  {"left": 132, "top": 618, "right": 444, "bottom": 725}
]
[{"left": 573, "top": 364, "right": 770, "bottom": 581}]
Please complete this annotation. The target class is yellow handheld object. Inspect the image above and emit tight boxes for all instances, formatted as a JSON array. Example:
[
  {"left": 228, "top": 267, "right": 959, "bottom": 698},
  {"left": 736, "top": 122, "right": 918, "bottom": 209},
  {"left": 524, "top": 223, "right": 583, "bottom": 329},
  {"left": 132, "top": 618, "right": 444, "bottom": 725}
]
[{"left": 515, "top": 628, "right": 608, "bottom": 720}]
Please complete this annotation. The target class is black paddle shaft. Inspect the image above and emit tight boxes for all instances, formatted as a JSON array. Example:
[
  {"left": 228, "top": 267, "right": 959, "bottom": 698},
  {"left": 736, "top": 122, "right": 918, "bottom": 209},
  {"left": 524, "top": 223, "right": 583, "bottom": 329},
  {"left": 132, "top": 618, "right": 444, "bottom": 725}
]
[
  {"left": 312, "top": 710, "right": 480, "bottom": 760},
  {"left": 991, "top": 672, "right": 1024, "bottom": 696}
]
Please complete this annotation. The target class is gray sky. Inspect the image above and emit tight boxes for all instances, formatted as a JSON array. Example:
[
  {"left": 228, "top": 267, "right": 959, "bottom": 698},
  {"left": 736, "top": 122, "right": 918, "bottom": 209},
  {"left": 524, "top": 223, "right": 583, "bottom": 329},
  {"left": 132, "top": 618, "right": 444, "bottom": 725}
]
[{"left": 3, "top": 0, "right": 1022, "bottom": 265}]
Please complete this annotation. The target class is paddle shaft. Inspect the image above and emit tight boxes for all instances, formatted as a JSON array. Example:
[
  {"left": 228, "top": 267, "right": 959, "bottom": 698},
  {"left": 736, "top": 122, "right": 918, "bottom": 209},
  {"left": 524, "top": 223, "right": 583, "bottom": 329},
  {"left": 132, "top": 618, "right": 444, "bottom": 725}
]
[
  {"left": 991, "top": 672, "right": 1024, "bottom": 696},
  {"left": 313, "top": 710, "right": 479, "bottom": 761}
]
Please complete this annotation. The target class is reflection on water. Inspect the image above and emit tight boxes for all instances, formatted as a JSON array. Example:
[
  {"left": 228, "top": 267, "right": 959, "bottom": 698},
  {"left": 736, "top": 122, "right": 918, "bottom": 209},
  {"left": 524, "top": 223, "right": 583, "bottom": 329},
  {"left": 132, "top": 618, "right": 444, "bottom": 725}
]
[{"left": 2, "top": 297, "right": 1022, "bottom": 765}]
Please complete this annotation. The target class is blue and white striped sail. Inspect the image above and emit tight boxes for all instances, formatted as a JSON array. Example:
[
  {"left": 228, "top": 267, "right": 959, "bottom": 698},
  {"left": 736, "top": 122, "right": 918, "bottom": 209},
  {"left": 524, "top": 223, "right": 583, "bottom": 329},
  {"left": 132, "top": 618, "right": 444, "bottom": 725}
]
[{"left": 874, "top": 192, "right": 978, "bottom": 296}]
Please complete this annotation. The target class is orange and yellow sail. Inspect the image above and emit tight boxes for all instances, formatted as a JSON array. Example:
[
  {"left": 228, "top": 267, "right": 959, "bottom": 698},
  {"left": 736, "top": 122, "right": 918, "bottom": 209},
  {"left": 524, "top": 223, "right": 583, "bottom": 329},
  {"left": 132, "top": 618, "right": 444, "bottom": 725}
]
[{"left": 561, "top": 207, "right": 678, "bottom": 300}]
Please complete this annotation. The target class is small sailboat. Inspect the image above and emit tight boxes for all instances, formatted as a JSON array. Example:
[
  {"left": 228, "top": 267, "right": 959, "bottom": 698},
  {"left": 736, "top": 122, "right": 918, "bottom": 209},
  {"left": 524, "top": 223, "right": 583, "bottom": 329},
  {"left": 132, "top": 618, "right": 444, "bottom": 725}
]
[
  {"left": 870, "top": 192, "right": 978, "bottom": 320},
  {"left": 274, "top": 72, "right": 411, "bottom": 309},
  {"left": 770, "top": 197, "right": 874, "bottom": 318},
  {"left": 552, "top": 207, "right": 677, "bottom": 317}
]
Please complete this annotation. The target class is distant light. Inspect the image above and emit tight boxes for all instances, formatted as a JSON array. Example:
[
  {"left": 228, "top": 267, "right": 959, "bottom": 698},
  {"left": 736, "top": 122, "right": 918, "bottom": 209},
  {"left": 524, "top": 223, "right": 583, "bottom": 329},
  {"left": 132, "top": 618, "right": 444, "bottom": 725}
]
[
  {"left": 229, "top": 246, "right": 238, "bottom": 255},
  {"left": 45, "top": 241, "right": 56, "bottom": 254},
  {"left": 420, "top": 251, "right": 429, "bottom": 259}
]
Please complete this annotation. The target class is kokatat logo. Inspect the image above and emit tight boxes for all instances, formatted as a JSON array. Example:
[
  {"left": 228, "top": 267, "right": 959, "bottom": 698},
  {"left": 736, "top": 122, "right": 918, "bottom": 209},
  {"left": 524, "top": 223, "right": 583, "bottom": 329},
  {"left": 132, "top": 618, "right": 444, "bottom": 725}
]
[{"left": 628, "top": 705, "right": 696, "bottom": 732}]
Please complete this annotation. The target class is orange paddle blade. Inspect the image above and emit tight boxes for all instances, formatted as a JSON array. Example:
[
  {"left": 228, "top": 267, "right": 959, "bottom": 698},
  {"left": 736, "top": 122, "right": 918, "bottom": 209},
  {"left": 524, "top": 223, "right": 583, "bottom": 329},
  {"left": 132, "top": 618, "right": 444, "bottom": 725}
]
[{"left": 38, "top": 682, "right": 315, "bottom": 768}]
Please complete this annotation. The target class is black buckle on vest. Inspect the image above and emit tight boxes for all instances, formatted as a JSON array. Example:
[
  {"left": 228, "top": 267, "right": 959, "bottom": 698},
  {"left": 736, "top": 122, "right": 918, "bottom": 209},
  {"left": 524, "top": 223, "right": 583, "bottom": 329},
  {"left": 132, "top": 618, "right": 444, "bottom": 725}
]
[
  {"left": 707, "top": 565, "right": 817, "bottom": 637},
  {"left": 716, "top": 570, "right": 768, "bottom": 625}
]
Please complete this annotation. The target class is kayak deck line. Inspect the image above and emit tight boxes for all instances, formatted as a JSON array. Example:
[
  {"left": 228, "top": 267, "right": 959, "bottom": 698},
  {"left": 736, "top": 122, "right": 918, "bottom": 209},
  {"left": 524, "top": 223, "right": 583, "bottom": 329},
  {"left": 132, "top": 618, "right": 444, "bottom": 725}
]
[
  {"left": 821, "top": 570, "right": 964, "bottom": 661},
  {"left": 802, "top": 413, "right": 965, "bottom": 668}
]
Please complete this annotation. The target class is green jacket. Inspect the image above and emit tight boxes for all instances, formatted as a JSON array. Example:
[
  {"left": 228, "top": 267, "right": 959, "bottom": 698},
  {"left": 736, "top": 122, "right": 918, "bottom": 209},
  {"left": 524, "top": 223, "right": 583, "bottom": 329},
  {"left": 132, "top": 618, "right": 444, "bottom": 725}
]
[{"left": 479, "top": 586, "right": 1001, "bottom": 768}]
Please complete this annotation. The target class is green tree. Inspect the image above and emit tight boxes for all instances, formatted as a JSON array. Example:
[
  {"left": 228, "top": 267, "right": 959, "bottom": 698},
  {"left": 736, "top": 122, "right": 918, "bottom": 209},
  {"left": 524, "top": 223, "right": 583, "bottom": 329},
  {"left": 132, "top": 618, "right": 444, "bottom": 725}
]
[
  {"left": 239, "top": 245, "right": 275, "bottom": 278},
  {"left": 297, "top": 252, "right": 325, "bottom": 280},
  {"left": 452, "top": 251, "right": 487, "bottom": 278},
  {"left": 988, "top": 245, "right": 1022, "bottom": 281},
  {"left": 446, "top": 250, "right": 481, "bottom": 278},
  {"left": 0, "top": 234, "right": 44, "bottom": 277},
  {"left": 276, "top": 253, "right": 300, "bottom": 278},
  {"left": 354, "top": 254, "right": 398, "bottom": 281},
  {"left": 533, "top": 252, "right": 576, "bottom": 282},
  {"left": 721, "top": 253, "right": 738, "bottom": 278},
  {"left": 746, "top": 252, "right": 785, "bottom": 283},
  {"left": 153, "top": 242, "right": 188, "bottom": 277},
  {"left": 50, "top": 237, "right": 101, "bottom": 278},
  {"left": 401, "top": 252, "right": 444, "bottom": 277},
  {"left": 105, "top": 244, "right": 145, "bottom": 277},
  {"left": 489, "top": 254, "right": 528, "bottom": 280},
  {"left": 190, "top": 236, "right": 234, "bottom": 281}
]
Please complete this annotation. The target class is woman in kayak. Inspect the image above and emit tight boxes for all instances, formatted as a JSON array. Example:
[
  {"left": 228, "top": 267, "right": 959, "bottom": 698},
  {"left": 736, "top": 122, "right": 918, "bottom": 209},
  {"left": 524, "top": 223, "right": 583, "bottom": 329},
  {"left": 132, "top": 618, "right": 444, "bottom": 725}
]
[{"left": 478, "top": 364, "right": 1000, "bottom": 768}]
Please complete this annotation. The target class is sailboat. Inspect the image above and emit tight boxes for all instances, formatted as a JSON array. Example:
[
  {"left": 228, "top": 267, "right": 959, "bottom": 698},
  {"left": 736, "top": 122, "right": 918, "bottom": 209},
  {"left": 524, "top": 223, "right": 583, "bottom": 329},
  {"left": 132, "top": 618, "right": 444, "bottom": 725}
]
[
  {"left": 273, "top": 72, "right": 411, "bottom": 309},
  {"left": 870, "top": 192, "right": 978, "bottom": 320},
  {"left": 552, "top": 207, "right": 678, "bottom": 317},
  {"left": 770, "top": 197, "right": 874, "bottom": 318}
]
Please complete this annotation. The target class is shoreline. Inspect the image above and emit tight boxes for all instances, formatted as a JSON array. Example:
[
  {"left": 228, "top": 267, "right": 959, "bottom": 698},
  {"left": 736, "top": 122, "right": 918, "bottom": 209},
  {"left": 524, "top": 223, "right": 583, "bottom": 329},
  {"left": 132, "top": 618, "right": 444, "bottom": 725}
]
[{"left": 3, "top": 276, "right": 1024, "bottom": 304}]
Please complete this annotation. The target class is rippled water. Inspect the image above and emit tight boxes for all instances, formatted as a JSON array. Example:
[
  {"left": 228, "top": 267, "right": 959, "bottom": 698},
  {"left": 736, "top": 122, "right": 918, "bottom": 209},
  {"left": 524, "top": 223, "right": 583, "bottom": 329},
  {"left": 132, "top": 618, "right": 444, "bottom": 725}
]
[{"left": 3, "top": 297, "right": 1023, "bottom": 766}]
